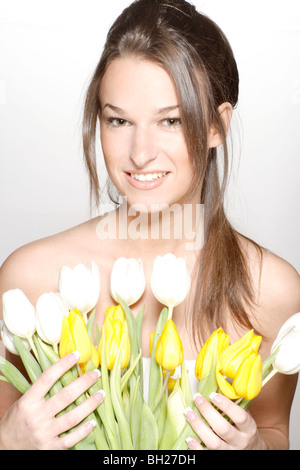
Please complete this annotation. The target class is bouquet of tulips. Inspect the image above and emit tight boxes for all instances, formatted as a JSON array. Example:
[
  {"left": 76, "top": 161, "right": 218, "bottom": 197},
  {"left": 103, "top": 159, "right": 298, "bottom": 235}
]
[{"left": 0, "top": 254, "right": 299, "bottom": 450}]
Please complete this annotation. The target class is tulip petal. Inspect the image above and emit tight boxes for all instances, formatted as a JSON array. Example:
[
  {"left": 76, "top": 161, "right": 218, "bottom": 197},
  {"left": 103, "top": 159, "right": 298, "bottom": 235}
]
[
  {"left": 58, "top": 261, "right": 100, "bottom": 316},
  {"left": 2, "top": 289, "right": 36, "bottom": 339},
  {"left": 36, "top": 292, "right": 69, "bottom": 345},
  {"left": 150, "top": 254, "right": 190, "bottom": 309},
  {"left": 216, "top": 369, "right": 240, "bottom": 400},
  {"left": 155, "top": 319, "right": 183, "bottom": 370},
  {"left": 233, "top": 352, "right": 262, "bottom": 400},
  {"left": 273, "top": 332, "right": 300, "bottom": 374}
]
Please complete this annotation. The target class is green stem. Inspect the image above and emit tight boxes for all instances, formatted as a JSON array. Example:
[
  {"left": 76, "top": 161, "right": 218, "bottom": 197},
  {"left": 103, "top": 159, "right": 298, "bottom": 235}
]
[
  {"left": 151, "top": 370, "right": 170, "bottom": 414},
  {"left": 262, "top": 367, "right": 278, "bottom": 388},
  {"left": 27, "top": 336, "right": 39, "bottom": 360}
]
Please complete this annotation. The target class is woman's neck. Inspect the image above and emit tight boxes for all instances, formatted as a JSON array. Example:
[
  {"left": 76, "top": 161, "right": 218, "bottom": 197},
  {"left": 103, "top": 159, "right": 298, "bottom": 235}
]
[{"left": 115, "top": 200, "right": 204, "bottom": 254}]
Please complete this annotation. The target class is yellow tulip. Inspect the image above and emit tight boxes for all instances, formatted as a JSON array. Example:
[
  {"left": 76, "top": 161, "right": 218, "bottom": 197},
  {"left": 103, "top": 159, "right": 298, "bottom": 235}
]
[
  {"left": 98, "top": 305, "right": 131, "bottom": 370},
  {"left": 217, "top": 350, "right": 262, "bottom": 400},
  {"left": 155, "top": 319, "right": 183, "bottom": 370},
  {"left": 217, "top": 329, "right": 262, "bottom": 379},
  {"left": 233, "top": 351, "right": 262, "bottom": 400},
  {"left": 59, "top": 307, "right": 98, "bottom": 366},
  {"left": 149, "top": 330, "right": 176, "bottom": 389},
  {"left": 195, "top": 328, "right": 230, "bottom": 381},
  {"left": 216, "top": 329, "right": 263, "bottom": 400}
]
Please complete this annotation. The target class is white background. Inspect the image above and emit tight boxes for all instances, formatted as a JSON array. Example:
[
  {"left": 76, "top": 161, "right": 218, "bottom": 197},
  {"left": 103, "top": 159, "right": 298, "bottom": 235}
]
[{"left": 0, "top": 0, "right": 299, "bottom": 448}]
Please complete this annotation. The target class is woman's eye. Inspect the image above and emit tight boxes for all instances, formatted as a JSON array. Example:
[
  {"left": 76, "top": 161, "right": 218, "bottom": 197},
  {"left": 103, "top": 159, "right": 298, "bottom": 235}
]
[
  {"left": 107, "top": 117, "right": 129, "bottom": 127},
  {"left": 162, "top": 118, "right": 181, "bottom": 127}
]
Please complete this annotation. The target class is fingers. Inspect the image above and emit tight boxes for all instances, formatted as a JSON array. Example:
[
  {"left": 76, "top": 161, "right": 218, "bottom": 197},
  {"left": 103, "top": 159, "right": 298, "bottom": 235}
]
[
  {"left": 185, "top": 393, "right": 256, "bottom": 450},
  {"left": 45, "top": 368, "right": 102, "bottom": 417},
  {"left": 184, "top": 402, "right": 230, "bottom": 450},
  {"left": 29, "top": 351, "right": 81, "bottom": 400},
  {"left": 54, "top": 388, "right": 105, "bottom": 437},
  {"left": 56, "top": 419, "right": 98, "bottom": 450},
  {"left": 209, "top": 392, "right": 252, "bottom": 431}
]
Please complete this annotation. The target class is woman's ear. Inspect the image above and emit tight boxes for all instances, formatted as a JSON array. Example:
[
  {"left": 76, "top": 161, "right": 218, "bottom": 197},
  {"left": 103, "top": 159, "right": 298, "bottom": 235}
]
[{"left": 208, "top": 102, "right": 233, "bottom": 148}]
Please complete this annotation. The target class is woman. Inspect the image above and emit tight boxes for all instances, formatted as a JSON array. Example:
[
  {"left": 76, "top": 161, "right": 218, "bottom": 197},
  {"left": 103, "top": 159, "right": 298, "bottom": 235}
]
[{"left": 0, "top": 0, "right": 299, "bottom": 450}]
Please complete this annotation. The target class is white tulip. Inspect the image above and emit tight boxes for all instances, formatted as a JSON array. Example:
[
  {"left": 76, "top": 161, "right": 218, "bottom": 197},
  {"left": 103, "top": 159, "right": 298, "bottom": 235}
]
[
  {"left": 2, "top": 288, "right": 36, "bottom": 340},
  {"left": 110, "top": 257, "right": 146, "bottom": 306},
  {"left": 36, "top": 292, "right": 69, "bottom": 347},
  {"left": 271, "top": 312, "right": 300, "bottom": 375},
  {"left": 150, "top": 253, "right": 191, "bottom": 318},
  {"left": 0, "top": 319, "right": 31, "bottom": 355},
  {"left": 58, "top": 261, "right": 100, "bottom": 319}
]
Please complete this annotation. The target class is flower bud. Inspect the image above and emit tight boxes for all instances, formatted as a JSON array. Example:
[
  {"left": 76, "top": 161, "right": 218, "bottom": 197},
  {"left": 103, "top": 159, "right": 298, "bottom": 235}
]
[
  {"left": 0, "top": 319, "right": 30, "bottom": 355},
  {"left": 59, "top": 308, "right": 98, "bottom": 367},
  {"left": 36, "top": 292, "right": 69, "bottom": 346},
  {"left": 271, "top": 312, "right": 300, "bottom": 375},
  {"left": 155, "top": 319, "right": 183, "bottom": 370},
  {"left": 98, "top": 305, "right": 131, "bottom": 370},
  {"left": 110, "top": 257, "right": 145, "bottom": 306},
  {"left": 2, "top": 288, "right": 36, "bottom": 339},
  {"left": 150, "top": 253, "right": 190, "bottom": 316},
  {"left": 58, "top": 261, "right": 100, "bottom": 317},
  {"left": 195, "top": 328, "right": 230, "bottom": 381}
]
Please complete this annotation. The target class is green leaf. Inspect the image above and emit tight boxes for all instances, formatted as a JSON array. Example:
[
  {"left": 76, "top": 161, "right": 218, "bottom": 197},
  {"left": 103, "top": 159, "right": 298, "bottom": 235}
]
[
  {"left": 87, "top": 309, "right": 96, "bottom": 345},
  {"left": 154, "top": 392, "right": 167, "bottom": 447},
  {"left": 121, "top": 350, "right": 142, "bottom": 392},
  {"left": 13, "top": 335, "right": 43, "bottom": 383},
  {"left": 0, "top": 355, "right": 30, "bottom": 394},
  {"left": 159, "top": 381, "right": 186, "bottom": 450},
  {"left": 180, "top": 360, "right": 193, "bottom": 408},
  {"left": 139, "top": 402, "right": 158, "bottom": 450},
  {"left": 130, "top": 376, "right": 143, "bottom": 450},
  {"left": 89, "top": 377, "right": 119, "bottom": 450}
]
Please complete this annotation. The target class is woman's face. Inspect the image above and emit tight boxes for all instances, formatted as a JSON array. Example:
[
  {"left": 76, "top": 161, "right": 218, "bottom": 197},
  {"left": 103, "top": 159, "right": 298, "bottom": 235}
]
[{"left": 99, "top": 57, "right": 199, "bottom": 211}]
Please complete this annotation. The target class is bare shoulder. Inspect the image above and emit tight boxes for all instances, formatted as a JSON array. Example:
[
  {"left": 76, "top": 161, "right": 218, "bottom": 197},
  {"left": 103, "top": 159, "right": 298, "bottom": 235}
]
[
  {"left": 0, "top": 216, "right": 108, "bottom": 311},
  {"left": 240, "top": 235, "right": 300, "bottom": 339}
]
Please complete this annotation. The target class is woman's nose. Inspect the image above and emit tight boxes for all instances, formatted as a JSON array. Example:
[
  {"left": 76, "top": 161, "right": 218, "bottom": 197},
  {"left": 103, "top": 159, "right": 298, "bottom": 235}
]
[{"left": 129, "top": 126, "right": 157, "bottom": 168}]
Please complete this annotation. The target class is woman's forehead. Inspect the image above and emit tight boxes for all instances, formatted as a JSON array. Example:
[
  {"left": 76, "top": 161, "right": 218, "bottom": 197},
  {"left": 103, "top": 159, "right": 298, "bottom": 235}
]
[{"left": 99, "top": 57, "right": 179, "bottom": 111}]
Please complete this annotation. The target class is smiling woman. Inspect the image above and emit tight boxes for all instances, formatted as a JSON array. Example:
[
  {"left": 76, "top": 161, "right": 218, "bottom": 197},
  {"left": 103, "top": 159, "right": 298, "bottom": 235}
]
[{"left": 0, "top": 0, "right": 300, "bottom": 451}]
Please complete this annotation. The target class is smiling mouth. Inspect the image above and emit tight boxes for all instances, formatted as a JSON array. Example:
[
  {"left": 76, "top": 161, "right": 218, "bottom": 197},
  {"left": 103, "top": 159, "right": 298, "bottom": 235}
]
[{"left": 128, "top": 171, "right": 168, "bottom": 182}]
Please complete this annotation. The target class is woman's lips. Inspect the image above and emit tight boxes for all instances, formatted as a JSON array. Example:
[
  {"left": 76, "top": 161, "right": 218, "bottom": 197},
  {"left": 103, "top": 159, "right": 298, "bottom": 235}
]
[{"left": 124, "top": 171, "right": 170, "bottom": 190}]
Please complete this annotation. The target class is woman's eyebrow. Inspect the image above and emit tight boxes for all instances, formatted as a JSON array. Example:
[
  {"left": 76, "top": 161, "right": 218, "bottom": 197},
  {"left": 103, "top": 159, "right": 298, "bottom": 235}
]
[
  {"left": 102, "top": 103, "right": 126, "bottom": 114},
  {"left": 154, "top": 105, "right": 180, "bottom": 116},
  {"left": 102, "top": 103, "right": 180, "bottom": 115}
]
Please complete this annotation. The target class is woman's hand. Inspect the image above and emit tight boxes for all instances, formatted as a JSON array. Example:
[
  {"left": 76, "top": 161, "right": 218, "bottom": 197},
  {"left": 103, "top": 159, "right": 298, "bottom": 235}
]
[
  {"left": 185, "top": 392, "right": 268, "bottom": 450},
  {"left": 0, "top": 351, "right": 104, "bottom": 450}
]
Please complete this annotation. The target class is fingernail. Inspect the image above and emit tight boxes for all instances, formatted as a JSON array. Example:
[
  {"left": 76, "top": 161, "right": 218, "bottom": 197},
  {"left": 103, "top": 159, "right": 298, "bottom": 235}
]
[
  {"left": 70, "top": 350, "right": 81, "bottom": 361},
  {"left": 87, "top": 419, "right": 97, "bottom": 430},
  {"left": 91, "top": 368, "right": 101, "bottom": 380},
  {"left": 184, "top": 407, "right": 195, "bottom": 421},
  {"left": 93, "top": 389, "right": 106, "bottom": 400},
  {"left": 209, "top": 391, "right": 221, "bottom": 403},
  {"left": 194, "top": 393, "right": 204, "bottom": 405}
]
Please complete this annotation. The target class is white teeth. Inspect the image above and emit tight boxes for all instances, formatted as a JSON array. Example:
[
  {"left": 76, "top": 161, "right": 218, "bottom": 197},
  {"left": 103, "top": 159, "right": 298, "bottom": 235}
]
[{"left": 130, "top": 172, "right": 167, "bottom": 181}]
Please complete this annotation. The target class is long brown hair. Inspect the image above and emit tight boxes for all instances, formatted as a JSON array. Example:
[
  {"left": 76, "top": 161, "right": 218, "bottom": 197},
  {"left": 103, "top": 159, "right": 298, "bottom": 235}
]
[{"left": 82, "top": 0, "right": 262, "bottom": 345}]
